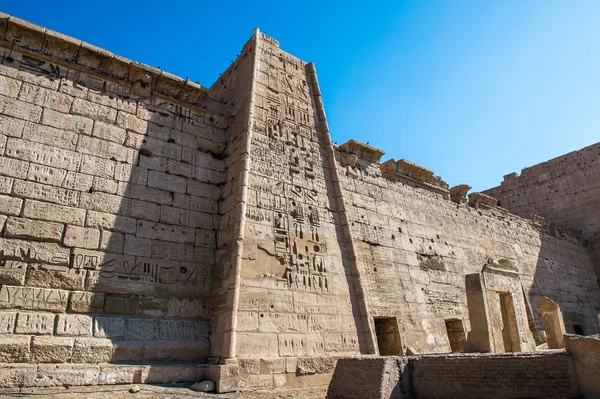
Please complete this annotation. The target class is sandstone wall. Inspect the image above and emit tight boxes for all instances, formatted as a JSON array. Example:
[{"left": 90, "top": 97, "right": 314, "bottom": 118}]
[
  {"left": 484, "top": 142, "right": 600, "bottom": 282},
  {"left": 231, "top": 33, "right": 371, "bottom": 367},
  {"left": 328, "top": 352, "right": 578, "bottom": 399},
  {"left": 335, "top": 148, "right": 600, "bottom": 353},
  {"left": 0, "top": 15, "right": 226, "bottom": 369},
  {"left": 564, "top": 334, "right": 600, "bottom": 398}
]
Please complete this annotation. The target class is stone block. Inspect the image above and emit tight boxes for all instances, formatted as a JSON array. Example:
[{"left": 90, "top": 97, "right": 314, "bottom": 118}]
[
  {"left": 77, "top": 134, "right": 137, "bottom": 165},
  {"left": 85, "top": 210, "right": 137, "bottom": 234},
  {"left": 55, "top": 314, "right": 93, "bottom": 336},
  {"left": 186, "top": 179, "right": 221, "bottom": 200},
  {"left": 68, "top": 291, "right": 105, "bottom": 314},
  {"left": 0, "top": 335, "right": 30, "bottom": 362},
  {"left": 12, "top": 180, "right": 80, "bottom": 207},
  {"left": 111, "top": 340, "right": 144, "bottom": 362},
  {"left": 141, "top": 339, "right": 210, "bottom": 362},
  {"left": 98, "top": 365, "right": 140, "bottom": 385},
  {"left": 79, "top": 191, "right": 129, "bottom": 215},
  {"left": 27, "top": 164, "right": 93, "bottom": 191},
  {"left": 18, "top": 83, "right": 72, "bottom": 113},
  {"left": 99, "top": 230, "right": 124, "bottom": 253},
  {"left": 141, "top": 364, "right": 208, "bottom": 384},
  {"left": 94, "top": 316, "right": 125, "bottom": 338},
  {"left": 0, "top": 286, "right": 69, "bottom": 312},
  {"left": 0, "top": 115, "right": 25, "bottom": 138},
  {"left": 116, "top": 111, "right": 147, "bottom": 134},
  {"left": 25, "top": 264, "right": 86, "bottom": 290},
  {"left": 6, "top": 137, "right": 81, "bottom": 172},
  {"left": 72, "top": 338, "right": 114, "bottom": 363},
  {"left": 14, "top": 312, "right": 55, "bottom": 335},
  {"left": 0, "top": 176, "right": 12, "bottom": 194},
  {"left": 207, "top": 363, "right": 238, "bottom": 393},
  {"left": 22, "top": 120, "right": 78, "bottom": 150},
  {"left": 157, "top": 319, "right": 206, "bottom": 340},
  {"left": 148, "top": 170, "right": 186, "bottom": 193},
  {"left": 71, "top": 98, "right": 117, "bottom": 124},
  {"left": 0, "top": 96, "right": 42, "bottom": 122},
  {"left": 123, "top": 235, "right": 152, "bottom": 256},
  {"left": 239, "top": 358, "right": 261, "bottom": 375},
  {"left": 91, "top": 177, "right": 118, "bottom": 194},
  {"left": 0, "top": 75, "right": 22, "bottom": 98},
  {"left": 0, "top": 312, "right": 16, "bottom": 333},
  {"left": 0, "top": 363, "right": 36, "bottom": 388},
  {"left": 125, "top": 318, "right": 157, "bottom": 340},
  {"left": 0, "top": 195, "right": 22, "bottom": 216},
  {"left": 129, "top": 199, "right": 161, "bottom": 221},
  {"left": 0, "top": 261, "right": 27, "bottom": 285},
  {"left": 35, "top": 364, "right": 99, "bottom": 387},
  {"left": 92, "top": 121, "right": 127, "bottom": 144},
  {"left": 41, "top": 108, "right": 93, "bottom": 135},
  {"left": 79, "top": 154, "right": 116, "bottom": 178},
  {"left": 239, "top": 373, "right": 274, "bottom": 389},
  {"left": 31, "top": 336, "right": 74, "bottom": 363},
  {"left": 261, "top": 358, "right": 286, "bottom": 374},
  {"left": 64, "top": 225, "right": 100, "bottom": 249},
  {"left": 136, "top": 220, "right": 195, "bottom": 244},
  {"left": 23, "top": 199, "right": 86, "bottom": 226}
]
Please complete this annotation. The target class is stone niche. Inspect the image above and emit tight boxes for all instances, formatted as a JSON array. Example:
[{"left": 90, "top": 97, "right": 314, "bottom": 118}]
[{"left": 465, "top": 259, "right": 536, "bottom": 353}]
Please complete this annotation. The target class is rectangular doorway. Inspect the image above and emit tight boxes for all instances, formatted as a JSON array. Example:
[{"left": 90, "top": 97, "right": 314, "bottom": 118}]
[
  {"left": 374, "top": 317, "right": 402, "bottom": 355},
  {"left": 444, "top": 319, "right": 466, "bottom": 352},
  {"left": 499, "top": 292, "right": 520, "bottom": 352}
]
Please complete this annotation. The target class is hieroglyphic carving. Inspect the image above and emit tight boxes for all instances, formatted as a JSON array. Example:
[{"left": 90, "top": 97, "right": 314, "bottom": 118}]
[
  {"left": 250, "top": 43, "right": 330, "bottom": 292},
  {"left": 75, "top": 250, "right": 209, "bottom": 298}
]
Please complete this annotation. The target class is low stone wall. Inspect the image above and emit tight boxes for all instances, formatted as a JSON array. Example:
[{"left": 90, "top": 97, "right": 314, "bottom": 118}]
[
  {"left": 0, "top": 363, "right": 207, "bottom": 389},
  {"left": 412, "top": 352, "right": 576, "bottom": 399},
  {"left": 327, "top": 351, "right": 579, "bottom": 399},
  {"left": 565, "top": 334, "right": 600, "bottom": 399}
]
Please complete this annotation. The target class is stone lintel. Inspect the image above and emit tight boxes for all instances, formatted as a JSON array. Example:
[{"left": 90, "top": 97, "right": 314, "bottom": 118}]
[
  {"left": 338, "top": 139, "right": 385, "bottom": 164},
  {"left": 468, "top": 192, "right": 498, "bottom": 208},
  {"left": 0, "top": 14, "right": 208, "bottom": 105},
  {"left": 381, "top": 159, "right": 449, "bottom": 196},
  {"left": 483, "top": 258, "right": 520, "bottom": 275}
]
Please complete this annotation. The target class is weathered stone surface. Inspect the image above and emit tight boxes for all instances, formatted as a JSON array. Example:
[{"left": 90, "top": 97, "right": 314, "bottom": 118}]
[
  {"left": 23, "top": 199, "right": 86, "bottom": 226},
  {"left": 15, "top": 312, "right": 55, "bottom": 335},
  {"left": 55, "top": 314, "right": 93, "bottom": 336},
  {"left": 72, "top": 338, "right": 114, "bottom": 363},
  {"left": 0, "top": 17, "right": 597, "bottom": 393},
  {"left": 4, "top": 217, "right": 64, "bottom": 242},
  {"left": 64, "top": 225, "right": 101, "bottom": 249},
  {"left": 31, "top": 336, "right": 74, "bottom": 363},
  {"left": 0, "top": 335, "right": 30, "bottom": 362},
  {"left": 25, "top": 264, "right": 86, "bottom": 290},
  {"left": 69, "top": 291, "right": 105, "bottom": 313},
  {"left": 0, "top": 286, "right": 69, "bottom": 312},
  {"left": 191, "top": 380, "right": 215, "bottom": 392}
]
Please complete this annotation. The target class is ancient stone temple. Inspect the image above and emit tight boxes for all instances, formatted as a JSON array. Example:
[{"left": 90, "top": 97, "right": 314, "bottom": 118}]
[{"left": 0, "top": 14, "right": 598, "bottom": 392}]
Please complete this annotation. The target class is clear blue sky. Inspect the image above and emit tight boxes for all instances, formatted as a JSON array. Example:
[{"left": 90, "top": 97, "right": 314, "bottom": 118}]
[{"left": 4, "top": 1, "right": 599, "bottom": 191}]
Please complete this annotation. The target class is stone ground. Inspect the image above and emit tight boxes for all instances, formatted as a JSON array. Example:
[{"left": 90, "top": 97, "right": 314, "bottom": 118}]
[{"left": 0, "top": 385, "right": 328, "bottom": 398}]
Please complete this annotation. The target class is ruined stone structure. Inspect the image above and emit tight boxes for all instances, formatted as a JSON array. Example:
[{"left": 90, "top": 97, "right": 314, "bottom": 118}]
[{"left": 0, "top": 14, "right": 598, "bottom": 392}]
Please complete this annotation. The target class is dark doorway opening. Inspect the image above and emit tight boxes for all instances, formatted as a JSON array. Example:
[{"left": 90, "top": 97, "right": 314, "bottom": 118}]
[
  {"left": 499, "top": 292, "right": 520, "bottom": 352},
  {"left": 573, "top": 325, "right": 584, "bottom": 335},
  {"left": 444, "top": 319, "right": 466, "bottom": 352},
  {"left": 374, "top": 317, "right": 402, "bottom": 355}
]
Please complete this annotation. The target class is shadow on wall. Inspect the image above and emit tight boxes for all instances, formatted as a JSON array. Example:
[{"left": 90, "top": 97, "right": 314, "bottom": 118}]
[
  {"left": 0, "top": 34, "right": 233, "bottom": 383},
  {"left": 527, "top": 227, "right": 600, "bottom": 340},
  {"left": 86, "top": 88, "right": 224, "bottom": 366},
  {"left": 463, "top": 225, "right": 600, "bottom": 354}
]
